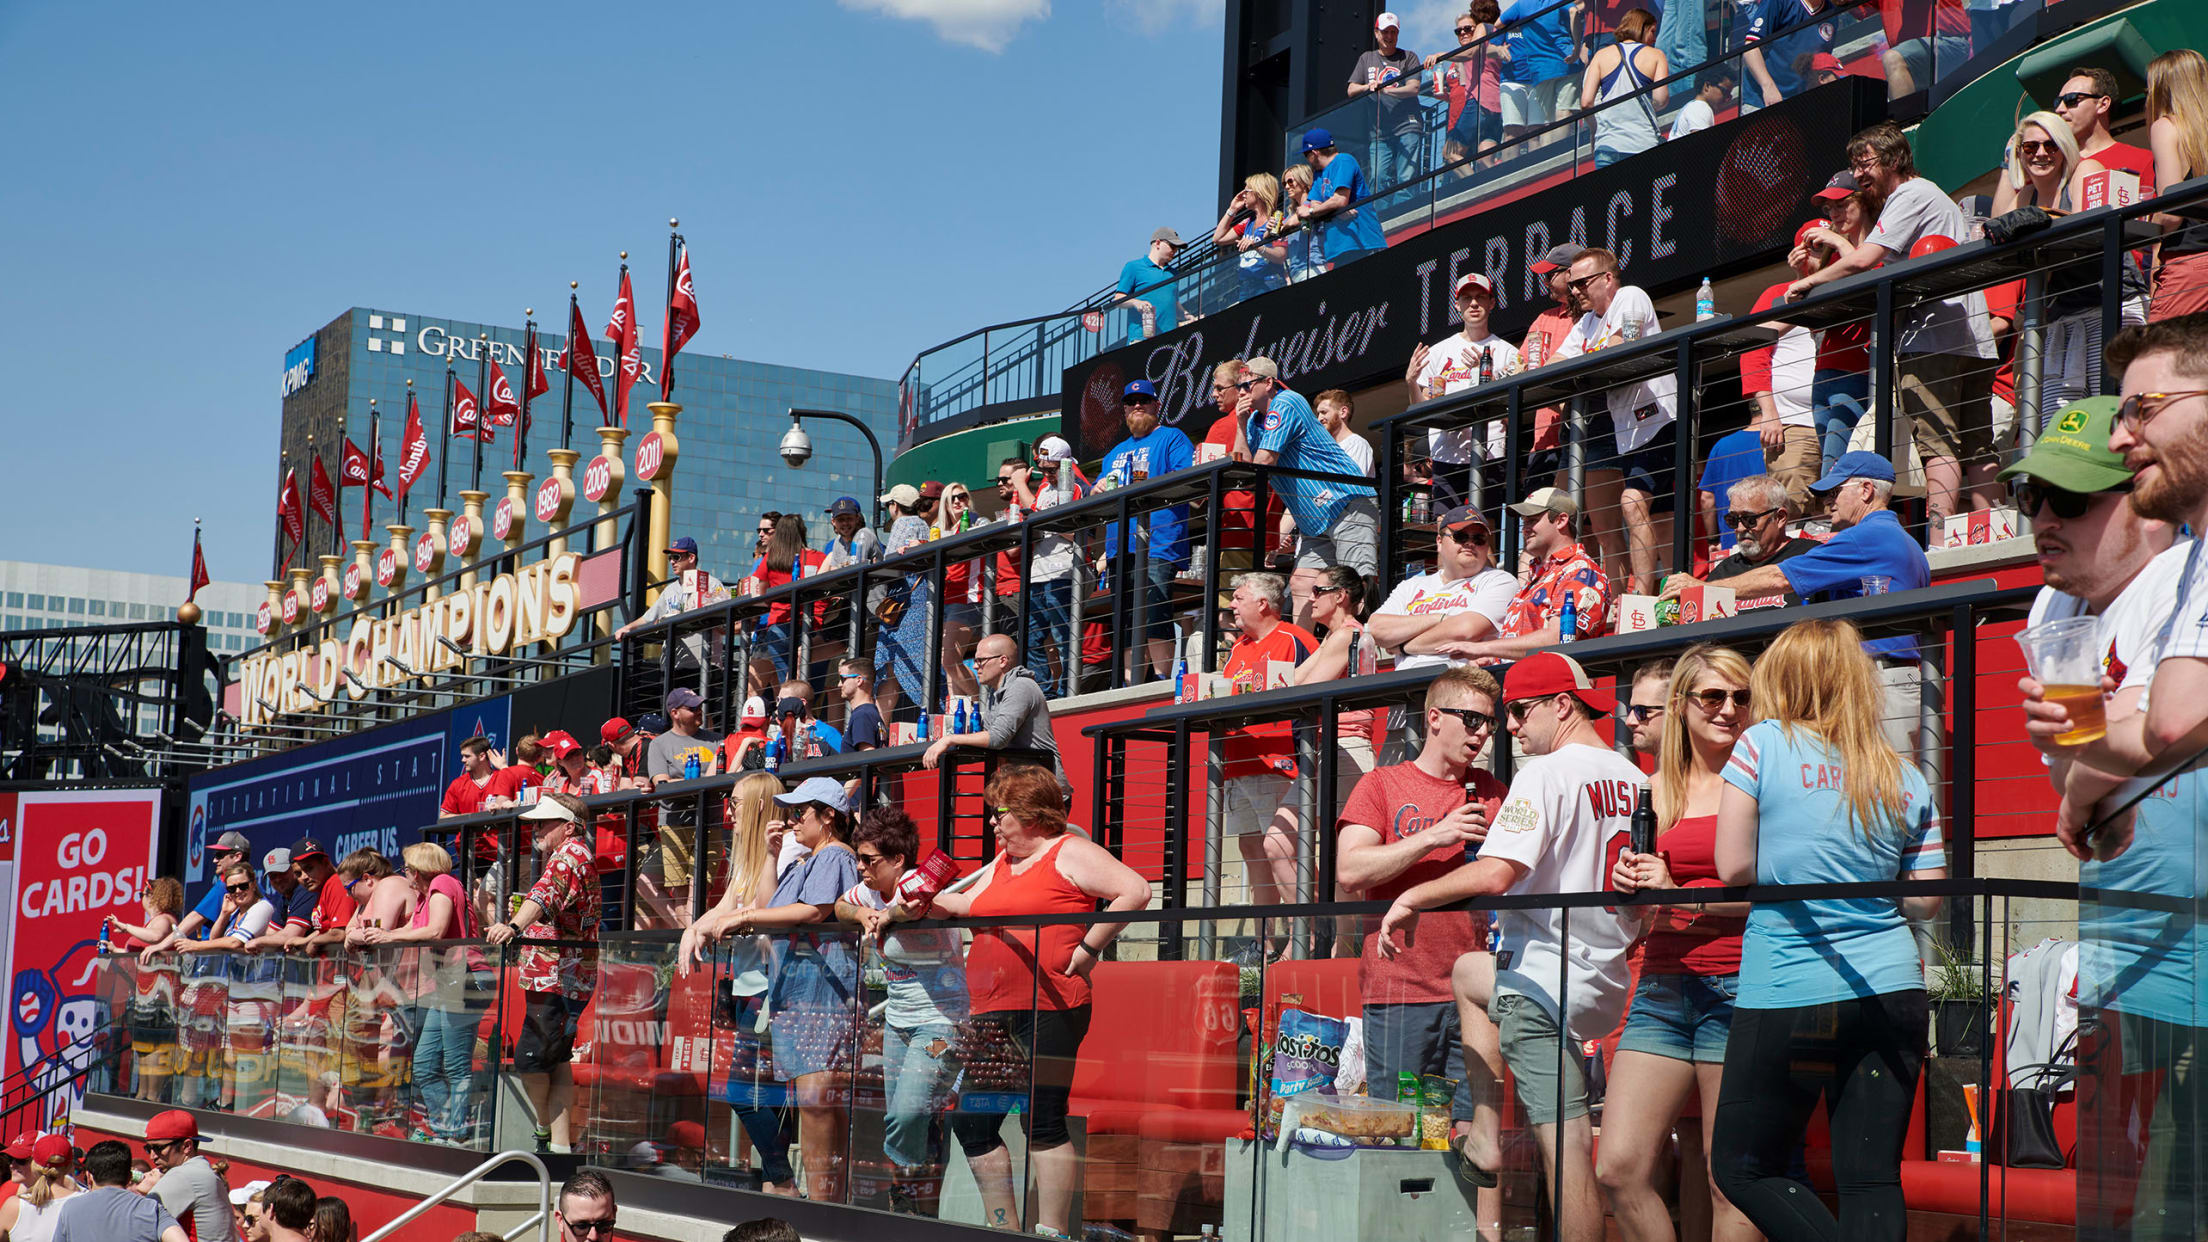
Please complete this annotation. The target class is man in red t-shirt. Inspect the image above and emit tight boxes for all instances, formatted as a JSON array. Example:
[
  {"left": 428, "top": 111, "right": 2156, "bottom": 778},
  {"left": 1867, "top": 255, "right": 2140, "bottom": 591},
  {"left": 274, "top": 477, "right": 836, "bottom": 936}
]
[
  {"left": 440, "top": 735, "right": 497, "bottom": 817},
  {"left": 484, "top": 735, "right": 546, "bottom": 807},
  {"left": 290, "top": 839, "right": 358, "bottom": 952},
  {"left": 1220, "top": 573, "right": 1319, "bottom": 929},
  {"left": 2053, "top": 65, "right": 2156, "bottom": 193},
  {"left": 598, "top": 717, "right": 648, "bottom": 784},
  {"left": 1335, "top": 664, "right": 1508, "bottom": 1186}
]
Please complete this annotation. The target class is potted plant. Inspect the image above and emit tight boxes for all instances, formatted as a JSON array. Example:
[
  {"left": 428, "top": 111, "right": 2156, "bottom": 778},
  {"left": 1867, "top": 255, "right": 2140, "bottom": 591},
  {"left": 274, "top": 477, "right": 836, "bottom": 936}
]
[{"left": 1927, "top": 937, "right": 1990, "bottom": 1057}]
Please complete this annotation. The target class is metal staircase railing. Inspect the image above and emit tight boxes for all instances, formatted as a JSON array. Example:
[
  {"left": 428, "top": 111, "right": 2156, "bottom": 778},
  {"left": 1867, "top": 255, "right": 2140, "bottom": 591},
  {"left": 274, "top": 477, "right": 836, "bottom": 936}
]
[{"left": 359, "top": 1149, "right": 552, "bottom": 1242}]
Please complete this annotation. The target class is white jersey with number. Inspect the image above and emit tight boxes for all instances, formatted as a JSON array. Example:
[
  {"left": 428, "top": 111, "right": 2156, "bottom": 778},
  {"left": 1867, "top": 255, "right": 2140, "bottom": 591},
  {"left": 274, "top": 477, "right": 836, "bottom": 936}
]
[{"left": 1479, "top": 742, "right": 1645, "bottom": 1040}]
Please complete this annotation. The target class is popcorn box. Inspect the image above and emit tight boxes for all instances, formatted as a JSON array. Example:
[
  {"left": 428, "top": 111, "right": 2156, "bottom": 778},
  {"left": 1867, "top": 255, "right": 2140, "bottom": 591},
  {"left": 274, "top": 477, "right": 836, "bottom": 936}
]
[
  {"left": 1179, "top": 672, "right": 1204, "bottom": 701},
  {"left": 1195, "top": 441, "right": 1228, "bottom": 464},
  {"left": 890, "top": 722, "right": 917, "bottom": 746},
  {"left": 1264, "top": 658, "right": 1292, "bottom": 690},
  {"left": 1616, "top": 594, "right": 1661, "bottom": 634},
  {"left": 1940, "top": 507, "right": 2019, "bottom": 548},
  {"left": 2080, "top": 168, "right": 2141, "bottom": 211},
  {"left": 1673, "top": 585, "right": 1736, "bottom": 625}
]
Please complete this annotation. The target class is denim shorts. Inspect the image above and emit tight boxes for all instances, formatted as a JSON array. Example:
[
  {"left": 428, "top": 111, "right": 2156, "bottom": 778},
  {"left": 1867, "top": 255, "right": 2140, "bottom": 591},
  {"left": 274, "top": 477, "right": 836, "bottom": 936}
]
[{"left": 1617, "top": 971, "right": 1739, "bottom": 1064}]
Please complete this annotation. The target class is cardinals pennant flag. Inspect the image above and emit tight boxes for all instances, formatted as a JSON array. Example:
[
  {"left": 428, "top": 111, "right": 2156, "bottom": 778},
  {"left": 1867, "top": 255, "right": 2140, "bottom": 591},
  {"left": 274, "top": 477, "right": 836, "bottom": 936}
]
[
  {"left": 307, "top": 454, "right": 337, "bottom": 526},
  {"left": 565, "top": 299, "right": 608, "bottom": 420},
  {"left": 526, "top": 338, "right": 550, "bottom": 400},
  {"left": 341, "top": 437, "right": 393, "bottom": 498},
  {"left": 397, "top": 391, "right": 431, "bottom": 500},
  {"left": 486, "top": 361, "right": 522, "bottom": 428},
  {"left": 662, "top": 245, "right": 700, "bottom": 401},
  {"left": 188, "top": 528, "right": 210, "bottom": 601},
  {"left": 278, "top": 468, "right": 305, "bottom": 546},
  {"left": 450, "top": 378, "right": 493, "bottom": 442},
  {"left": 606, "top": 269, "right": 642, "bottom": 426}
]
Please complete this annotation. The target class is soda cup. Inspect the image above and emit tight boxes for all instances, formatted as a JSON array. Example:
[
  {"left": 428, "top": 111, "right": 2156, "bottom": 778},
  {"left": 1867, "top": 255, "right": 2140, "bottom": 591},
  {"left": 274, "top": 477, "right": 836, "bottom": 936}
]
[{"left": 2015, "top": 616, "right": 2108, "bottom": 746}]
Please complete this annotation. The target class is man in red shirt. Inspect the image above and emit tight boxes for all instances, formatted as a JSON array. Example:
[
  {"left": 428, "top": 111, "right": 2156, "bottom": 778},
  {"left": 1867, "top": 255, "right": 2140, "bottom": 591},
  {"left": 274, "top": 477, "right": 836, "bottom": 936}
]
[
  {"left": 1443, "top": 488, "right": 1613, "bottom": 665},
  {"left": 1219, "top": 573, "right": 1319, "bottom": 937},
  {"left": 0, "top": 1135, "right": 30, "bottom": 1205},
  {"left": 1336, "top": 664, "right": 1508, "bottom": 1193},
  {"left": 598, "top": 718, "right": 648, "bottom": 784},
  {"left": 2053, "top": 65, "right": 2156, "bottom": 191},
  {"left": 484, "top": 735, "right": 545, "bottom": 807},
  {"left": 290, "top": 840, "right": 357, "bottom": 953},
  {"left": 439, "top": 736, "right": 497, "bottom": 817}
]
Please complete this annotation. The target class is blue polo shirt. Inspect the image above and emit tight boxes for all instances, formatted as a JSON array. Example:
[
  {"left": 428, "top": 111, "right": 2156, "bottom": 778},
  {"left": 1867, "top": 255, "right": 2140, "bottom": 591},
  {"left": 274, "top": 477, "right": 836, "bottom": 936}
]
[
  {"left": 1248, "top": 389, "right": 1376, "bottom": 531},
  {"left": 1100, "top": 426, "right": 1195, "bottom": 565},
  {"left": 190, "top": 883, "right": 224, "bottom": 931},
  {"left": 1312, "top": 152, "right": 1387, "bottom": 261},
  {"left": 1777, "top": 509, "right": 1929, "bottom": 659},
  {"left": 1502, "top": 0, "right": 1577, "bottom": 83},
  {"left": 1116, "top": 256, "right": 1179, "bottom": 344},
  {"left": 1698, "top": 428, "right": 1768, "bottom": 551}
]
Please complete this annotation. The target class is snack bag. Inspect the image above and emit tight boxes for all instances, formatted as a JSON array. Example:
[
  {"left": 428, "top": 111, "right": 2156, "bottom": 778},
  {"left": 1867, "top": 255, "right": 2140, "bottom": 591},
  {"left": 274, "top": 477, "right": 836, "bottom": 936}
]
[
  {"left": 1263, "top": 1008, "right": 1347, "bottom": 1137},
  {"left": 1419, "top": 1075, "right": 1455, "bottom": 1150}
]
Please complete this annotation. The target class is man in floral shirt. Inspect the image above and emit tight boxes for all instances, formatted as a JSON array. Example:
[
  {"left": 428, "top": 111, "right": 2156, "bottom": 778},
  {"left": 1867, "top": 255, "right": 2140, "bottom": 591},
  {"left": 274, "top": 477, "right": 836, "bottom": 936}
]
[
  {"left": 1433, "top": 488, "right": 1612, "bottom": 667},
  {"left": 487, "top": 792, "right": 599, "bottom": 1154}
]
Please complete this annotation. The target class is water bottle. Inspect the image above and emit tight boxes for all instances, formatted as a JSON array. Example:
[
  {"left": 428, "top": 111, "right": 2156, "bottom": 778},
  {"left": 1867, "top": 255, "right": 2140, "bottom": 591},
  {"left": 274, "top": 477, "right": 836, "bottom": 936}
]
[
  {"left": 916, "top": 711, "right": 930, "bottom": 742},
  {"left": 100, "top": 917, "right": 113, "bottom": 954},
  {"left": 682, "top": 750, "right": 701, "bottom": 781},
  {"left": 1631, "top": 785, "right": 1657, "bottom": 858},
  {"left": 953, "top": 698, "right": 969, "bottom": 735},
  {"left": 1173, "top": 656, "right": 1189, "bottom": 704},
  {"left": 1558, "top": 593, "right": 1578, "bottom": 644},
  {"left": 1695, "top": 278, "right": 1716, "bottom": 322}
]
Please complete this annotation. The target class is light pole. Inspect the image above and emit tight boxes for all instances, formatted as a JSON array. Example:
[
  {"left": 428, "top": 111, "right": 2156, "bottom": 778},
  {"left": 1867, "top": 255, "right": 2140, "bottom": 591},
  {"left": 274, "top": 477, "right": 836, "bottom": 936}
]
[{"left": 781, "top": 407, "right": 887, "bottom": 528}]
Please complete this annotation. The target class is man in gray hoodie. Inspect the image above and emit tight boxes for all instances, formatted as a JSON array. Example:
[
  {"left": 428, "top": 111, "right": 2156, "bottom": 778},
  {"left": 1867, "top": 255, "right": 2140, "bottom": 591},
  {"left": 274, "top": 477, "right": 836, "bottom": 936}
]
[{"left": 920, "top": 633, "right": 1066, "bottom": 791}]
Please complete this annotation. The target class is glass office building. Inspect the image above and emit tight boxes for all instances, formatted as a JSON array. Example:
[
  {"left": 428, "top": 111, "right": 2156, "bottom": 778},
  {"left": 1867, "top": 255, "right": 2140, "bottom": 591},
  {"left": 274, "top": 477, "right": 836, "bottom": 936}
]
[{"left": 276, "top": 308, "right": 898, "bottom": 577}]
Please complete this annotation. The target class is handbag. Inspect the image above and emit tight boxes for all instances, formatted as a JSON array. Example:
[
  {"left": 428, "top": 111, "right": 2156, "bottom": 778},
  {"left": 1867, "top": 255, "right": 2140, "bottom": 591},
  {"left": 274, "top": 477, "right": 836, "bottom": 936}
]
[{"left": 1995, "top": 1029, "right": 2078, "bottom": 1169}]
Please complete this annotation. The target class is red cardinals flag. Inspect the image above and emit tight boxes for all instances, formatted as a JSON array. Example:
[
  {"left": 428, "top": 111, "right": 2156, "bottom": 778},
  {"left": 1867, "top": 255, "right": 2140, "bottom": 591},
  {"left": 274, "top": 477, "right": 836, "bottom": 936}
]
[
  {"left": 486, "top": 361, "right": 521, "bottom": 427},
  {"left": 450, "top": 378, "right": 492, "bottom": 442},
  {"left": 308, "top": 454, "right": 337, "bottom": 526},
  {"left": 188, "top": 530, "right": 210, "bottom": 600},
  {"left": 662, "top": 246, "right": 700, "bottom": 401},
  {"left": 606, "top": 269, "right": 641, "bottom": 426},
  {"left": 526, "top": 340, "right": 550, "bottom": 400},
  {"left": 397, "top": 392, "right": 431, "bottom": 499},
  {"left": 278, "top": 469, "right": 305, "bottom": 546},
  {"left": 342, "top": 437, "right": 393, "bottom": 498},
  {"left": 565, "top": 299, "right": 608, "bottom": 420}
]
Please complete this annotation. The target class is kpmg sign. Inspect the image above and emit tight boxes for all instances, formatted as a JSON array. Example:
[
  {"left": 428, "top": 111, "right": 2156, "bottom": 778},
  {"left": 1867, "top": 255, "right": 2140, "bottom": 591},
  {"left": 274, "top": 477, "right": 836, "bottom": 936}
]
[
  {"left": 281, "top": 336, "right": 317, "bottom": 397},
  {"left": 1060, "top": 79, "right": 1881, "bottom": 459}
]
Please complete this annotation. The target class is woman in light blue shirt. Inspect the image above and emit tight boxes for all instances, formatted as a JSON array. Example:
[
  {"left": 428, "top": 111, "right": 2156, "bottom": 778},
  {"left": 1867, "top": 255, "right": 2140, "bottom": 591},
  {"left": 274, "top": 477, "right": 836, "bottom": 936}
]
[{"left": 1711, "top": 619, "right": 1946, "bottom": 1242}]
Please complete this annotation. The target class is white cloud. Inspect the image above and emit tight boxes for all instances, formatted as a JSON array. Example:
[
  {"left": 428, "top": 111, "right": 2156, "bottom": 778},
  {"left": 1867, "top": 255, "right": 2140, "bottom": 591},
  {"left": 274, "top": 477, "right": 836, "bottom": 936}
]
[
  {"left": 1106, "top": 0, "right": 1224, "bottom": 36},
  {"left": 839, "top": 0, "right": 1051, "bottom": 53}
]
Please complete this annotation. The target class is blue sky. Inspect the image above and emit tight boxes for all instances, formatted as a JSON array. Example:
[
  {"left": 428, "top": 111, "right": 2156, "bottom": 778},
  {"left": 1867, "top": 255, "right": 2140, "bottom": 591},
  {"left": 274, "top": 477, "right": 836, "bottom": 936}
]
[{"left": 0, "top": 1, "right": 1224, "bottom": 583}]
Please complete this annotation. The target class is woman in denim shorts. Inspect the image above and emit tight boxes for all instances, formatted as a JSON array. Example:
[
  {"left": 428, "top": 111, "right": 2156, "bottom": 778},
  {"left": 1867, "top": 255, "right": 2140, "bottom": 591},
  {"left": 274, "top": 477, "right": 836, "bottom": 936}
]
[{"left": 1602, "top": 644, "right": 1759, "bottom": 1242}]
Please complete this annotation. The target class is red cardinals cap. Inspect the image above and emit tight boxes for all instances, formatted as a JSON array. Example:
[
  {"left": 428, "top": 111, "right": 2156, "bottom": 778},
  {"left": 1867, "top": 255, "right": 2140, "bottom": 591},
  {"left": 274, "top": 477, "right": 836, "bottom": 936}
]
[
  {"left": 667, "top": 1120, "right": 706, "bottom": 1149},
  {"left": 1452, "top": 272, "right": 1495, "bottom": 299},
  {"left": 31, "top": 1135, "right": 71, "bottom": 1166},
  {"left": 599, "top": 717, "right": 636, "bottom": 746},
  {"left": 1809, "top": 52, "right": 1843, "bottom": 74},
  {"left": 1501, "top": 651, "right": 1615, "bottom": 714},
  {"left": 4, "top": 1136, "right": 32, "bottom": 1161},
  {"left": 145, "top": 1109, "right": 203, "bottom": 1144},
  {"left": 543, "top": 730, "right": 582, "bottom": 761}
]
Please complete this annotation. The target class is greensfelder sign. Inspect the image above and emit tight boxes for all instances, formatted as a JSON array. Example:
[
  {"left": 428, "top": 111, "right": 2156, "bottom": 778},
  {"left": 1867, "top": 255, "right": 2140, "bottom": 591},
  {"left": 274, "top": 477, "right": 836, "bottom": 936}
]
[{"left": 1061, "top": 77, "right": 1884, "bottom": 459}]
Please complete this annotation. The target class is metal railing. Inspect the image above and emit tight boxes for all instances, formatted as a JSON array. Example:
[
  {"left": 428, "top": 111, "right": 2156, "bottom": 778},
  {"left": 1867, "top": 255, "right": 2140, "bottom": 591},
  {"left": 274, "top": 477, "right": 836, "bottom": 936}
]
[{"left": 360, "top": 1150, "right": 553, "bottom": 1242}]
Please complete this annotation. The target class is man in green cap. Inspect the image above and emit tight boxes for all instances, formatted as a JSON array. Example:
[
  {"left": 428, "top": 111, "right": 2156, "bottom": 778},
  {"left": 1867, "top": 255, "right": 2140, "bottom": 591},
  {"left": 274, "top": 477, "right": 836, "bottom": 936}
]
[{"left": 2006, "top": 396, "right": 2185, "bottom": 647}]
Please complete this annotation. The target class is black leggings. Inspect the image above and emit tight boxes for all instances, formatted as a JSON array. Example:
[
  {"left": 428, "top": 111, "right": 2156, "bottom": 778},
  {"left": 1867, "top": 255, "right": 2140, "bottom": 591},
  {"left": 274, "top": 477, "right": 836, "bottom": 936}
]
[
  {"left": 951, "top": 1006, "right": 1093, "bottom": 1155},
  {"left": 1711, "top": 990, "right": 1927, "bottom": 1242}
]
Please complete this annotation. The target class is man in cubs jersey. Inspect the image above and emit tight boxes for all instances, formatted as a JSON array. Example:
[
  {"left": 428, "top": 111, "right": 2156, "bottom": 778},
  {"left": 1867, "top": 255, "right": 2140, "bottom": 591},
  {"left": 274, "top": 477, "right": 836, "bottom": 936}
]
[{"left": 1378, "top": 651, "right": 1642, "bottom": 1242}]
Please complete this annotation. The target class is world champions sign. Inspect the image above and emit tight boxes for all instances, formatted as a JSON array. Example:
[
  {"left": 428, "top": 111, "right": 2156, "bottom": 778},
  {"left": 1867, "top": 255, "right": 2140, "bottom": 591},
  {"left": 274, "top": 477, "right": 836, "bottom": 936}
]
[{"left": 238, "top": 551, "right": 583, "bottom": 724}]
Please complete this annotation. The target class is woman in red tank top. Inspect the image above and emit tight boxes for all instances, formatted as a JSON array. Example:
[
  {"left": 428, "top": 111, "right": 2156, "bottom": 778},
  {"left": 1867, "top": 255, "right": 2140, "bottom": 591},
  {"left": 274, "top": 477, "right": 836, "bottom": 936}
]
[
  {"left": 1602, "top": 644, "right": 1759, "bottom": 1242},
  {"left": 929, "top": 764, "right": 1151, "bottom": 1240}
]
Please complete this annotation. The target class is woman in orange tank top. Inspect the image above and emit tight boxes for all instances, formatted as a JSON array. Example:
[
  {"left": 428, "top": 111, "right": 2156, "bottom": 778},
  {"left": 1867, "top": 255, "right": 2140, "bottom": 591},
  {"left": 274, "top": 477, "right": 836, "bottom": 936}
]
[{"left": 928, "top": 764, "right": 1151, "bottom": 1240}]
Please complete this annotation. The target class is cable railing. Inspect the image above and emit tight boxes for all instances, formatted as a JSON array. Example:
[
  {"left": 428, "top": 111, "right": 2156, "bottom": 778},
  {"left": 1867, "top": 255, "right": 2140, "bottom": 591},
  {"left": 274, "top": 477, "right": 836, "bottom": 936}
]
[{"left": 894, "top": 0, "right": 2053, "bottom": 447}]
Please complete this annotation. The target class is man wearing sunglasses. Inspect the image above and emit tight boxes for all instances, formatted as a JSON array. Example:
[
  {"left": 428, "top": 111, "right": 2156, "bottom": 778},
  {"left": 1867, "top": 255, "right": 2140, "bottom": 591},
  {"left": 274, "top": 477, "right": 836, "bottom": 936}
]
[
  {"left": 1554, "top": 248, "right": 1677, "bottom": 593},
  {"left": 1440, "top": 489, "right": 1612, "bottom": 669},
  {"left": 137, "top": 1111, "right": 235, "bottom": 1242},
  {"left": 1337, "top": 666, "right": 1509, "bottom": 1199},
  {"left": 1238, "top": 357, "right": 1380, "bottom": 626},
  {"left": 1214, "top": 573, "right": 1319, "bottom": 925},
  {"left": 138, "top": 831, "right": 252, "bottom": 962},
  {"left": 1375, "top": 652, "right": 1644, "bottom": 1233},
  {"left": 2051, "top": 66, "right": 2156, "bottom": 195},
  {"left": 1099, "top": 380, "right": 1195, "bottom": 682},
  {"left": 1706, "top": 474, "right": 1816, "bottom": 607},
  {"left": 2025, "top": 321, "right": 2208, "bottom": 844},
  {"left": 553, "top": 1170, "right": 619, "bottom": 1242}
]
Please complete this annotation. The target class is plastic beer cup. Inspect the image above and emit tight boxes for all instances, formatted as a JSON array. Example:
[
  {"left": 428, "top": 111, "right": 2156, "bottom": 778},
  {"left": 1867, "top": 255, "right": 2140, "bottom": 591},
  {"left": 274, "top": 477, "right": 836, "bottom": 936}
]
[{"left": 2015, "top": 616, "right": 2108, "bottom": 746}]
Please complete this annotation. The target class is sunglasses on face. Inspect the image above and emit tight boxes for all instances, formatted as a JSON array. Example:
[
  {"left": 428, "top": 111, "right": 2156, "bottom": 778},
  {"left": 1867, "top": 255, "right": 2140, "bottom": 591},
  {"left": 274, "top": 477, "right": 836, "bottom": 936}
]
[
  {"left": 2117, "top": 390, "right": 2208, "bottom": 430},
  {"left": 1689, "top": 688, "right": 1752, "bottom": 712},
  {"left": 1457, "top": 25, "right": 1477, "bottom": 34},
  {"left": 1436, "top": 706, "right": 1497, "bottom": 733},
  {"left": 242, "top": 1214, "right": 260, "bottom": 1228},
  {"left": 1724, "top": 506, "right": 1782, "bottom": 530},
  {"left": 1311, "top": 584, "right": 1349, "bottom": 599},
  {"left": 1505, "top": 695, "right": 1558, "bottom": 725},
  {"left": 562, "top": 1218, "right": 617, "bottom": 1238},
  {"left": 1625, "top": 703, "right": 1665, "bottom": 724},
  {"left": 2012, "top": 478, "right": 2129, "bottom": 520},
  {"left": 2055, "top": 91, "right": 2104, "bottom": 109},
  {"left": 2016, "top": 139, "right": 2060, "bottom": 158},
  {"left": 1441, "top": 525, "right": 1490, "bottom": 546},
  {"left": 225, "top": 882, "right": 252, "bottom": 894}
]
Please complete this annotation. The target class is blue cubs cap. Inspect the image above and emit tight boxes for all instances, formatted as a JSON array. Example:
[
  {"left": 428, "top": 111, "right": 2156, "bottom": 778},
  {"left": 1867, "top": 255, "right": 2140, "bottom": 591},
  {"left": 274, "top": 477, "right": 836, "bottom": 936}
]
[
  {"left": 825, "top": 496, "right": 862, "bottom": 517},
  {"left": 1810, "top": 450, "right": 1897, "bottom": 493},
  {"left": 1302, "top": 128, "right": 1335, "bottom": 153},
  {"left": 1123, "top": 380, "right": 1158, "bottom": 401},
  {"left": 665, "top": 536, "right": 699, "bottom": 556}
]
